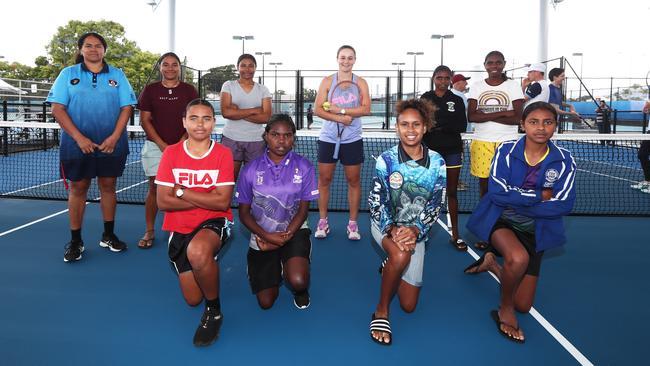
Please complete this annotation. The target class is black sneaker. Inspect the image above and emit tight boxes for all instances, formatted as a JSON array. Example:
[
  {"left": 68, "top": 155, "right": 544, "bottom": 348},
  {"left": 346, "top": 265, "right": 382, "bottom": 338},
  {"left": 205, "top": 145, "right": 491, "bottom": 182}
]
[
  {"left": 193, "top": 306, "right": 223, "bottom": 347},
  {"left": 99, "top": 233, "right": 127, "bottom": 252},
  {"left": 293, "top": 290, "right": 310, "bottom": 310},
  {"left": 64, "top": 241, "right": 84, "bottom": 262}
]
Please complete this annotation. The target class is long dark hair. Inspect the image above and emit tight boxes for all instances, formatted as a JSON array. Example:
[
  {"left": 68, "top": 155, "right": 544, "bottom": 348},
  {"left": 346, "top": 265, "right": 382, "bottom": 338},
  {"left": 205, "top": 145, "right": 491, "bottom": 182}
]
[{"left": 74, "top": 32, "right": 108, "bottom": 64}]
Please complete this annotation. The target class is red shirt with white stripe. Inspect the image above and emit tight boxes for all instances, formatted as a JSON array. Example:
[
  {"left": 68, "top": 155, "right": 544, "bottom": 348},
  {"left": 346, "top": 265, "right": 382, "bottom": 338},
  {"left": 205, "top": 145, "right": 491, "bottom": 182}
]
[{"left": 155, "top": 139, "right": 234, "bottom": 234}]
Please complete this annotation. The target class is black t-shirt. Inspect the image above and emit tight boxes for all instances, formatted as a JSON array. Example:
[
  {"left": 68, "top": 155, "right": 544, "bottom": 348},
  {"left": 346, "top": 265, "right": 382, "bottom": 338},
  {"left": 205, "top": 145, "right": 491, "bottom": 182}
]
[{"left": 420, "top": 90, "right": 468, "bottom": 155}]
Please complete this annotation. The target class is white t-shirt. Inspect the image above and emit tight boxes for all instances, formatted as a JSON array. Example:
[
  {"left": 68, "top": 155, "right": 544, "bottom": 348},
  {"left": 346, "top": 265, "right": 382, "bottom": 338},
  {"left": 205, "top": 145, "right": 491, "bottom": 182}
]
[
  {"left": 523, "top": 80, "right": 550, "bottom": 109},
  {"left": 468, "top": 78, "right": 524, "bottom": 142},
  {"left": 220, "top": 80, "right": 272, "bottom": 142}
]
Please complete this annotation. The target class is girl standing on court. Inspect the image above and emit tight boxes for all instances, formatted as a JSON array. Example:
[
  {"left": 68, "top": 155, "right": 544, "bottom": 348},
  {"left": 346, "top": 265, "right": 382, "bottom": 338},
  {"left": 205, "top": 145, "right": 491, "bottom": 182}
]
[
  {"left": 467, "top": 50, "right": 525, "bottom": 250},
  {"left": 421, "top": 65, "right": 468, "bottom": 251},
  {"left": 48, "top": 32, "right": 136, "bottom": 262},
  {"left": 368, "top": 99, "right": 446, "bottom": 346},
  {"left": 313, "top": 45, "right": 370, "bottom": 240},
  {"left": 237, "top": 114, "right": 318, "bottom": 310},
  {"left": 138, "top": 52, "right": 199, "bottom": 249},
  {"left": 464, "top": 102, "right": 576, "bottom": 343},
  {"left": 220, "top": 54, "right": 272, "bottom": 179}
]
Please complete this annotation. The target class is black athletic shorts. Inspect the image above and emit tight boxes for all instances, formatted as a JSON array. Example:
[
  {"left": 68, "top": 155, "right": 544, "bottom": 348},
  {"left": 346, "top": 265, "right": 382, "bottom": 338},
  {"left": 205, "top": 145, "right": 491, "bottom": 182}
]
[
  {"left": 490, "top": 218, "right": 544, "bottom": 277},
  {"left": 168, "top": 218, "right": 232, "bottom": 275},
  {"left": 246, "top": 228, "right": 312, "bottom": 294},
  {"left": 317, "top": 139, "right": 364, "bottom": 165}
]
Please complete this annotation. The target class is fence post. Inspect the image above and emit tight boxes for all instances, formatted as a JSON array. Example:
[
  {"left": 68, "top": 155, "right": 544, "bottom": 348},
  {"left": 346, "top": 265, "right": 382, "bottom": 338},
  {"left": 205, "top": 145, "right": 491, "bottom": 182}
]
[
  {"left": 397, "top": 70, "right": 403, "bottom": 101},
  {"left": 384, "top": 77, "right": 390, "bottom": 130},
  {"left": 295, "top": 70, "right": 301, "bottom": 129}
]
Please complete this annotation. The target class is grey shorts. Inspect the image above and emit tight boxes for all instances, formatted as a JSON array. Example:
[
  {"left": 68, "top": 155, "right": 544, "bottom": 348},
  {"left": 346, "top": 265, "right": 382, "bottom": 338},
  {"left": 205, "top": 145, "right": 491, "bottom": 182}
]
[
  {"left": 141, "top": 140, "right": 163, "bottom": 177},
  {"left": 371, "top": 223, "right": 426, "bottom": 287},
  {"left": 221, "top": 136, "right": 265, "bottom": 163}
]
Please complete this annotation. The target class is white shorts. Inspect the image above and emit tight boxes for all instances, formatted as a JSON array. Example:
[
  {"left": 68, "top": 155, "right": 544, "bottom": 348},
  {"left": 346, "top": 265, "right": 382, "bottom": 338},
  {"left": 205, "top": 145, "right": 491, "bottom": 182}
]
[
  {"left": 141, "top": 140, "right": 163, "bottom": 177},
  {"left": 371, "top": 223, "right": 426, "bottom": 287}
]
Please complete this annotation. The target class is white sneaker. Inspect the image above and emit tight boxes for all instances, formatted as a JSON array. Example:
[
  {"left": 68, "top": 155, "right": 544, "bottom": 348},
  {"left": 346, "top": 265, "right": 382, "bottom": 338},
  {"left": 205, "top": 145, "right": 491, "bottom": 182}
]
[
  {"left": 630, "top": 181, "right": 650, "bottom": 190},
  {"left": 314, "top": 219, "right": 330, "bottom": 239},
  {"left": 641, "top": 185, "right": 650, "bottom": 194},
  {"left": 347, "top": 221, "right": 361, "bottom": 241}
]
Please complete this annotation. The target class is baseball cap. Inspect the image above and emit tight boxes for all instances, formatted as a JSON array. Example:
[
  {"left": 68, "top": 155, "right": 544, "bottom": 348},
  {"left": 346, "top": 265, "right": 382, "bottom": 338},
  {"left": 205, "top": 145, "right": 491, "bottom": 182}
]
[
  {"left": 451, "top": 74, "right": 471, "bottom": 84},
  {"left": 527, "top": 63, "right": 546, "bottom": 73}
]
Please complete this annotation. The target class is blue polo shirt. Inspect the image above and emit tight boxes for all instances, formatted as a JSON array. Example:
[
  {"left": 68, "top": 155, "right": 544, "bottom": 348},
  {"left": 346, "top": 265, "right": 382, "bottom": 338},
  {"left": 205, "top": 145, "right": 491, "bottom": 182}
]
[{"left": 47, "top": 63, "right": 136, "bottom": 160}]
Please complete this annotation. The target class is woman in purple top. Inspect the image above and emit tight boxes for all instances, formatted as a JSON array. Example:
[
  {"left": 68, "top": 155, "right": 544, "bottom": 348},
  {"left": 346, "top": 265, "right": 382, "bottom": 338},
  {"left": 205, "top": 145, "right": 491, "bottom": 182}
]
[
  {"left": 138, "top": 52, "right": 199, "bottom": 249},
  {"left": 237, "top": 114, "right": 319, "bottom": 310}
]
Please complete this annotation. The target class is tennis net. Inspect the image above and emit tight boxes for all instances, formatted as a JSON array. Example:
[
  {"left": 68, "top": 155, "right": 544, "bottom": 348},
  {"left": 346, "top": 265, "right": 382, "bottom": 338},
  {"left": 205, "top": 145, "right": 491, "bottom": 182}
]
[{"left": 2, "top": 122, "right": 650, "bottom": 216}]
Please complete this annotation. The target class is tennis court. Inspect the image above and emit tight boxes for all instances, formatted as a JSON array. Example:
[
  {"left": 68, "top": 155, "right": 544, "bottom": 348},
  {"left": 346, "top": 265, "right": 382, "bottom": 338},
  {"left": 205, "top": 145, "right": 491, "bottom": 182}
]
[{"left": 1, "top": 124, "right": 648, "bottom": 365}]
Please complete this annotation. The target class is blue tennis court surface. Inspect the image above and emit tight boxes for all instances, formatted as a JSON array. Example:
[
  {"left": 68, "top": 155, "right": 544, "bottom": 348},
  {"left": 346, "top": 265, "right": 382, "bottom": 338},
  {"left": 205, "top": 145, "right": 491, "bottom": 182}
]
[{"left": 0, "top": 199, "right": 645, "bottom": 365}]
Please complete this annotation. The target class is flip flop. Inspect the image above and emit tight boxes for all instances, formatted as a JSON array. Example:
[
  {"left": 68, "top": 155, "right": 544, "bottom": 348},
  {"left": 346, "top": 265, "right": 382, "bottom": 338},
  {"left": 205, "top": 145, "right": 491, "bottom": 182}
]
[
  {"left": 475, "top": 241, "right": 489, "bottom": 250},
  {"left": 450, "top": 238, "right": 468, "bottom": 251},
  {"left": 490, "top": 310, "right": 525, "bottom": 343},
  {"left": 137, "top": 231, "right": 155, "bottom": 250},
  {"left": 463, "top": 254, "right": 486, "bottom": 274},
  {"left": 369, "top": 313, "right": 392, "bottom": 346}
]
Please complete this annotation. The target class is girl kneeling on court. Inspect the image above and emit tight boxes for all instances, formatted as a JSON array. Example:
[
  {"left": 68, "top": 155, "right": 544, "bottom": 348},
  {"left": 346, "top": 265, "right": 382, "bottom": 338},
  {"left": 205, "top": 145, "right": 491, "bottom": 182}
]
[
  {"left": 464, "top": 102, "right": 576, "bottom": 343},
  {"left": 237, "top": 114, "right": 319, "bottom": 310},
  {"left": 155, "top": 99, "right": 235, "bottom": 347},
  {"left": 368, "top": 99, "right": 447, "bottom": 346}
]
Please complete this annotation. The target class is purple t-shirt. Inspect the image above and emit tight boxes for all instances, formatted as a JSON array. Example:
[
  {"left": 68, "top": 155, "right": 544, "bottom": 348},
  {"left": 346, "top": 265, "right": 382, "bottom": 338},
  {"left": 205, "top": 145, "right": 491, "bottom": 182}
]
[
  {"left": 501, "top": 163, "right": 542, "bottom": 233},
  {"left": 236, "top": 150, "right": 319, "bottom": 249}
]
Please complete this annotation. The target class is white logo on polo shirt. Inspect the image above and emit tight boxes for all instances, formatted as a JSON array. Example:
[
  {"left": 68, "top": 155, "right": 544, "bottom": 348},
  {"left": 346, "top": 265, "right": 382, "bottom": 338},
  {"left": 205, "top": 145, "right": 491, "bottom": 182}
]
[{"left": 173, "top": 169, "right": 219, "bottom": 187}]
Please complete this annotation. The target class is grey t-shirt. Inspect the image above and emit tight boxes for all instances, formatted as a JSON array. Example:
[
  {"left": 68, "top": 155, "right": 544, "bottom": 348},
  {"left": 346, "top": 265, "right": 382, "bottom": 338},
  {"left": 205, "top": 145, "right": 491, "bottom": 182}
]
[{"left": 220, "top": 80, "right": 272, "bottom": 142}]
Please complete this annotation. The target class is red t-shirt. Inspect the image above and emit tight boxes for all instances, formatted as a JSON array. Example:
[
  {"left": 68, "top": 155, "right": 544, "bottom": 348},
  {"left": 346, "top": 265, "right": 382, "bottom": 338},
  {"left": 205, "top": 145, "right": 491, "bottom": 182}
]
[
  {"left": 155, "top": 140, "right": 234, "bottom": 234},
  {"left": 138, "top": 81, "right": 199, "bottom": 145}
]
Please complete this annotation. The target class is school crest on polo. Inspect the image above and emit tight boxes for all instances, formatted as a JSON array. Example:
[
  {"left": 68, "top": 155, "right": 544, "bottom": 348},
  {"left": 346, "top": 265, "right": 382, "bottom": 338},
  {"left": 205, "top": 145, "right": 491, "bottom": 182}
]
[
  {"left": 108, "top": 79, "right": 118, "bottom": 87},
  {"left": 389, "top": 172, "right": 403, "bottom": 189},
  {"left": 544, "top": 168, "right": 559, "bottom": 187},
  {"left": 70, "top": 78, "right": 80, "bottom": 85},
  {"left": 447, "top": 101, "right": 455, "bottom": 112}
]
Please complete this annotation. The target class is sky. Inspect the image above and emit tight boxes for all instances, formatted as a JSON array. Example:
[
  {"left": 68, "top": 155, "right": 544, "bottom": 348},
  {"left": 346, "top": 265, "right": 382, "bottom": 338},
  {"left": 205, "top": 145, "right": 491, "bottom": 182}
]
[{"left": 1, "top": 0, "right": 649, "bottom": 96}]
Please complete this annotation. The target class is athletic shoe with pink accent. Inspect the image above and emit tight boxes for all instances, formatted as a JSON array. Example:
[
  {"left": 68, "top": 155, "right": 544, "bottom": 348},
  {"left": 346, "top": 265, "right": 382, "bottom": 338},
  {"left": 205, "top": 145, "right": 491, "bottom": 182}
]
[
  {"left": 347, "top": 221, "right": 361, "bottom": 240},
  {"left": 314, "top": 219, "right": 330, "bottom": 239}
]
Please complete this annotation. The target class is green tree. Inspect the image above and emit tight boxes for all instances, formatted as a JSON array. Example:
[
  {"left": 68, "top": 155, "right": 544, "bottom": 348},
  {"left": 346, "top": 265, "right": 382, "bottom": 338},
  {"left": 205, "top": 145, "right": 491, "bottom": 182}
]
[
  {"left": 302, "top": 88, "right": 317, "bottom": 101},
  {"left": 201, "top": 64, "right": 238, "bottom": 97},
  {"left": 0, "top": 61, "right": 33, "bottom": 80},
  {"left": 45, "top": 20, "right": 160, "bottom": 92}
]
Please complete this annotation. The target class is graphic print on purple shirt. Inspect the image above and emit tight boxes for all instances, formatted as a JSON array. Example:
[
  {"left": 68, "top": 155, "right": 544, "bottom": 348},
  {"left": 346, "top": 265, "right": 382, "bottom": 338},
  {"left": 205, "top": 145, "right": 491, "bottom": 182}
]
[
  {"left": 237, "top": 150, "right": 319, "bottom": 234},
  {"left": 500, "top": 162, "right": 542, "bottom": 232}
]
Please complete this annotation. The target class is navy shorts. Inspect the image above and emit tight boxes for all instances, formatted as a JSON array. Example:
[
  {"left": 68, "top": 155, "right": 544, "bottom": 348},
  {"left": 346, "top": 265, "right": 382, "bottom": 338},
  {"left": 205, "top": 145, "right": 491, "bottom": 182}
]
[
  {"left": 441, "top": 152, "right": 463, "bottom": 168},
  {"left": 168, "top": 218, "right": 232, "bottom": 275},
  {"left": 490, "top": 218, "right": 544, "bottom": 276},
  {"left": 318, "top": 139, "right": 364, "bottom": 165},
  {"left": 61, "top": 155, "right": 127, "bottom": 182},
  {"left": 246, "top": 228, "right": 312, "bottom": 294}
]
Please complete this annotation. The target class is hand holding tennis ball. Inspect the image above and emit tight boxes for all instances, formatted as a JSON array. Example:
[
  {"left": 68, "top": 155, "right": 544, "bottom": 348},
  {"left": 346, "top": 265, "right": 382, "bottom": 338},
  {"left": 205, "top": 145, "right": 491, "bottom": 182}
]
[{"left": 322, "top": 101, "right": 331, "bottom": 111}]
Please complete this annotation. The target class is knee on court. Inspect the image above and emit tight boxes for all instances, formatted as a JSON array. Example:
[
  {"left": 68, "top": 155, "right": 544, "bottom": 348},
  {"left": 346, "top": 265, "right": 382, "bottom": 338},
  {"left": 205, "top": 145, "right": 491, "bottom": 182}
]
[{"left": 400, "top": 298, "right": 418, "bottom": 313}]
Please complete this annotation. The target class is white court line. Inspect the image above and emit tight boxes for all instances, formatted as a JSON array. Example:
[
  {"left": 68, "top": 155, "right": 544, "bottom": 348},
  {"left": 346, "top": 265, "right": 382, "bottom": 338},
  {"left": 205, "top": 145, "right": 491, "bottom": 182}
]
[
  {"left": 0, "top": 179, "right": 147, "bottom": 238},
  {"left": 436, "top": 219, "right": 594, "bottom": 366},
  {"left": 1, "top": 160, "right": 143, "bottom": 197},
  {"left": 577, "top": 168, "right": 637, "bottom": 183}
]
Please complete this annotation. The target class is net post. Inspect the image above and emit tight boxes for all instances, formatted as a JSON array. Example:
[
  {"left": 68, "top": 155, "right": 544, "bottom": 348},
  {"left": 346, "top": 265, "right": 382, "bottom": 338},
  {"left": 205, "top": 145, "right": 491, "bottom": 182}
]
[{"left": 397, "top": 70, "right": 403, "bottom": 101}]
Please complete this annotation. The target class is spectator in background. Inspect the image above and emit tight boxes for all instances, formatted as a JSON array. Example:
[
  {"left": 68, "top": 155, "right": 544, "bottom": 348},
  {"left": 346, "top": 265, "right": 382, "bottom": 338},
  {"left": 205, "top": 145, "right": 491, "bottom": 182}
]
[
  {"left": 595, "top": 99, "right": 611, "bottom": 134},
  {"left": 307, "top": 104, "right": 314, "bottom": 129},
  {"left": 522, "top": 63, "right": 550, "bottom": 108},
  {"left": 547, "top": 68, "right": 580, "bottom": 121},
  {"left": 631, "top": 100, "right": 650, "bottom": 193},
  {"left": 451, "top": 73, "right": 471, "bottom": 112}
]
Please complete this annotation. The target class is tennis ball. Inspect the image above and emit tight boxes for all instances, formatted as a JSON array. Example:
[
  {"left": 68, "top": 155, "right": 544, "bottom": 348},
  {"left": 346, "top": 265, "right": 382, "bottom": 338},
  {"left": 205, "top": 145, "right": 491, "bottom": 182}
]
[{"left": 322, "top": 101, "right": 331, "bottom": 111}]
